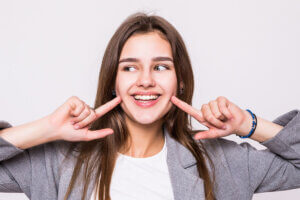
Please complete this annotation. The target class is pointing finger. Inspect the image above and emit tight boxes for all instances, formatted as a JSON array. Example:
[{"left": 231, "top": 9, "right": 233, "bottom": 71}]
[
  {"left": 94, "top": 96, "right": 122, "bottom": 119},
  {"left": 171, "top": 96, "right": 205, "bottom": 123}
]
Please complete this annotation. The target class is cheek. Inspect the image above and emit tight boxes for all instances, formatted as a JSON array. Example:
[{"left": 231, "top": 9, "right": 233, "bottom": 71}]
[
  {"left": 160, "top": 83, "right": 176, "bottom": 95},
  {"left": 157, "top": 75, "right": 177, "bottom": 95},
  {"left": 115, "top": 75, "right": 135, "bottom": 96}
]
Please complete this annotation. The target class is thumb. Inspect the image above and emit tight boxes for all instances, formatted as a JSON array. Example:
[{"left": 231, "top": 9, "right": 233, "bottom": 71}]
[
  {"left": 193, "top": 130, "right": 214, "bottom": 140},
  {"left": 84, "top": 128, "right": 114, "bottom": 141}
]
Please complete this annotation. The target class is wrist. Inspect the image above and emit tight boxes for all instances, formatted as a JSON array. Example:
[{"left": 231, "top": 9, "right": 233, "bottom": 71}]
[
  {"left": 41, "top": 115, "right": 60, "bottom": 142},
  {"left": 235, "top": 109, "right": 253, "bottom": 137}
]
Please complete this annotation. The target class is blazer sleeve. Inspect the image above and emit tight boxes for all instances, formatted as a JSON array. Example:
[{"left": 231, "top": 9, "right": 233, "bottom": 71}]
[
  {"left": 251, "top": 109, "right": 300, "bottom": 193},
  {"left": 0, "top": 120, "right": 32, "bottom": 196},
  {"left": 0, "top": 120, "right": 72, "bottom": 199},
  {"left": 218, "top": 109, "right": 300, "bottom": 194}
]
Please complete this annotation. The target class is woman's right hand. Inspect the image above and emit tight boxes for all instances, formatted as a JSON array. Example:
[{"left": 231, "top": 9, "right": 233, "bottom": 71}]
[{"left": 47, "top": 96, "right": 122, "bottom": 142}]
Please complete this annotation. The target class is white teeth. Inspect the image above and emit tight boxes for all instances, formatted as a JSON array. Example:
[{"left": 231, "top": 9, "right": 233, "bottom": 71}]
[{"left": 134, "top": 95, "right": 159, "bottom": 100}]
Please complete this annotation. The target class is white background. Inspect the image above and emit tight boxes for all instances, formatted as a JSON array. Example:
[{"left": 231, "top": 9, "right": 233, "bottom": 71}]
[{"left": 0, "top": 0, "right": 300, "bottom": 199}]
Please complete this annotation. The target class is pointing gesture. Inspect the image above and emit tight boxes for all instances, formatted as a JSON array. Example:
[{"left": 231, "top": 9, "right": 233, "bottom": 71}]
[
  {"left": 47, "top": 96, "right": 122, "bottom": 142},
  {"left": 171, "top": 96, "right": 251, "bottom": 140}
]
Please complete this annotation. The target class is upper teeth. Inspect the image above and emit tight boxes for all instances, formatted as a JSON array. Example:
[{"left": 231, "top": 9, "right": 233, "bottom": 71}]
[{"left": 134, "top": 95, "right": 159, "bottom": 100}]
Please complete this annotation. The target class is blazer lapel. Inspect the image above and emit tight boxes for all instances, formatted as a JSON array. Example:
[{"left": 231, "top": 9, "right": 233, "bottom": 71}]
[
  {"left": 164, "top": 125, "right": 205, "bottom": 200},
  {"left": 164, "top": 125, "right": 242, "bottom": 200},
  {"left": 56, "top": 142, "right": 97, "bottom": 200}
]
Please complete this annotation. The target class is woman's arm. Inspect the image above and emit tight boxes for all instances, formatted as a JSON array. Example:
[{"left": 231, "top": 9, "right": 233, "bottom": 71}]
[
  {"left": 225, "top": 109, "right": 300, "bottom": 193},
  {"left": 0, "top": 116, "right": 54, "bottom": 150},
  {"left": 236, "top": 110, "right": 284, "bottom": 143}
]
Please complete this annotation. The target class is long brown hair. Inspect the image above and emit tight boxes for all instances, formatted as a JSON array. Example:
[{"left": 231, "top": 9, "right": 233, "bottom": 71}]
[{"left": 62, "top": 12, "right": 216, "bottom": 200}]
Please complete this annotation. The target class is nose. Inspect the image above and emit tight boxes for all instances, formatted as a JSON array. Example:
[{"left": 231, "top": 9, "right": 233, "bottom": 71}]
[{"left": 136, "top": 70, "right": 156, "bottom": 88}]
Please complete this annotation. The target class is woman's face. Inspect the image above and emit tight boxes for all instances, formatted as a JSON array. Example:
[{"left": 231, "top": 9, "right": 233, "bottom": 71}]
[{"left": 115, "top": 31, "right": 178, "bottom": 125}]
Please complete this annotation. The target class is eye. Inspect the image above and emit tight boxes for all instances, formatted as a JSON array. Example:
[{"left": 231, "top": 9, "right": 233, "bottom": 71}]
[
  {"left": 123, "top": 66, "right": 136, "bottom": 72},
  {"left": 155, "top": 64, "right": 169, "bottom": 71}
]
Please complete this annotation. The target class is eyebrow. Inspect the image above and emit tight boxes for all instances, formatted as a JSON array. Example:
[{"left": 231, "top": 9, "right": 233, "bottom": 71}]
[{"left": 118, "top": 56, "right": 173, "bottom": 64}]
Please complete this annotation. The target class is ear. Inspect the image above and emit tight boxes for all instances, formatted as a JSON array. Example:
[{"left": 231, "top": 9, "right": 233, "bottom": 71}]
[{"left": 180, "top": 81, "right": 184, "bottom": 89}]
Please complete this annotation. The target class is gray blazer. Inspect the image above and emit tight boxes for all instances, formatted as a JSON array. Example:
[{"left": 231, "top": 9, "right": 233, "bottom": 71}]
[{"left": 1, "top": 109, "right": 300, "bottom": 200}]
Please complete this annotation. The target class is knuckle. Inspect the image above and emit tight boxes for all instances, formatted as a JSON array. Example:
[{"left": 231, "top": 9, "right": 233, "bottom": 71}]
[
  {"left": 201, "top": 107, "right": 205, "bottom": 113},
  {"left": 219, "top": 105, "right": 225, "bottom": 110},
  {"left": 72, "top": 109, "right": 80, "bottom": 116},
  {"left": 209, "top": 100, "right": 215, "bottom": 105},
  {"left": 201, "top": 104, "right": 208, "bottom": 110},
  {"left": 72, "top": 110, "right": 79, "bottom": 117},
  {"left": 80, "top": 101, "right": 85, "bottom": 107},
  {"left": 203, "top": 111, "right": 209, "bottom": 118},
  {"left": 207, "top": 115, "right": 215, "bottom": 121},
  {"left": 83, "top": 109, "right": 90, "bottom": 115},
  {"left": 91, "top": 111, "right": 97, "bottom": 119},
  {"left": 68, "top": 101, "right": 76, "bottom": 110},
  {"left": 219, "top": 107, "right": 227, "bottom": 115},
  {"left": 215, "top": 112, "right": 222, "bottom": 118},
  {"left": 76, "top": 122, "right": 82, "bottom": 127},
  {"left": 70, "top": 96, "right": 79, "bottom": 101},
  {"left": 217, "top": 96, "right": 227, "bottom": 102},
  {"left": 78, "top": 103, "right": 84, "bottom": 111}
]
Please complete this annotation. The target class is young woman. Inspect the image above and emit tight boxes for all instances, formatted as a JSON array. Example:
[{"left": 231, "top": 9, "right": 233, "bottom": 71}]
[{"left": 0, "top": 12, "right": 300, "bottom": 200}]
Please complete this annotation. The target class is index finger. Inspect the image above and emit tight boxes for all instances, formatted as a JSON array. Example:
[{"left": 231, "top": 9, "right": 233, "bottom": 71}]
[
  {"left": 94, "top": 96, "right": 122, "bottom": 118},
  {"left": 171, "top": 96, "right": 205, "bottom": 123}
]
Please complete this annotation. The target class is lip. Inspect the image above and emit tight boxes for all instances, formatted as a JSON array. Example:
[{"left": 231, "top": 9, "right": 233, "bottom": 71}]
[{"left": 132, "top": 95, "right": 160, "bottom": 108}]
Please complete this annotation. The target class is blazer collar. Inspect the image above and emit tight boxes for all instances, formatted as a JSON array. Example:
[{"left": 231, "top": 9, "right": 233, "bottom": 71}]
[
  {"left": 164, "top": 125, "right": 242, "bottom": 200},
  {"left": 164, "top": 124, "right": 206, "bottom": 200},
  {"left": 164, "top": 124, "right": 197, "bottom": 168}
]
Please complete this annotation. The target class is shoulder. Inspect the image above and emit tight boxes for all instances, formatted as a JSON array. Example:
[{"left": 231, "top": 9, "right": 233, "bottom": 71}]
[
  {"left": 197, "top": 137, "right": 260, "bottom": 169},
  {"left": 200, "top": 136, "right": 258, "bottom": 155}
]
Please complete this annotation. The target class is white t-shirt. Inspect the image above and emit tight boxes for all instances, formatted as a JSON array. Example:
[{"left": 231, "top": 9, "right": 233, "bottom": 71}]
[{"left": 90, "top": 135, "right": 174, "bottom": 200}]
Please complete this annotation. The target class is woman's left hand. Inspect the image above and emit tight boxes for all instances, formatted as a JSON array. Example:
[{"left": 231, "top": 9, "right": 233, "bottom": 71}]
[{"left": 170, "top": 96, "right": 251, "bottom": 140}]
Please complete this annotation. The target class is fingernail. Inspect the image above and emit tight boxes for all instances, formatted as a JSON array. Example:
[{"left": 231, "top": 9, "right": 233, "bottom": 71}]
[
  {"left": 74, "top": 125, "right": 79, "bottom": 129},
  {"left": 222, "top": 125, "right": 227, "bottom": 130}
]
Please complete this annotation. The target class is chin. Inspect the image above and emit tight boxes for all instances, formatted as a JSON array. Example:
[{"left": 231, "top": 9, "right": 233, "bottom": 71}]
[
  {"left": 134, "top": 116, "right": 161, "bottom": 125},
  {"left": 124, "top": 110, "right": 162, "bottom": 125}
]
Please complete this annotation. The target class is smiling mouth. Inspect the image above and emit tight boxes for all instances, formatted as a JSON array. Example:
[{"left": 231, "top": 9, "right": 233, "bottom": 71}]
[{"left": 131, "top": 95, "right": 161, "bottom": 108}]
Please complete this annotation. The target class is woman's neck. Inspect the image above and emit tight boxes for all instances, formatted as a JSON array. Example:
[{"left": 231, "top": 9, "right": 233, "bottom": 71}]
[{"left": 119, "top": 117, "right": 165, "bottom": 158}]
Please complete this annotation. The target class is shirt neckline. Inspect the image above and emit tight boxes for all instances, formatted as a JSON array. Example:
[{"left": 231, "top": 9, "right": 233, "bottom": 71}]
[{"left": 117, "top": 135, "right": 166, "bottom": 161}]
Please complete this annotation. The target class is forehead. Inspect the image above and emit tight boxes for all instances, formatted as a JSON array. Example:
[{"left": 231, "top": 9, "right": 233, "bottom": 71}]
[{"left": 119, "top": 32, "right": 173, "bottom": 59}]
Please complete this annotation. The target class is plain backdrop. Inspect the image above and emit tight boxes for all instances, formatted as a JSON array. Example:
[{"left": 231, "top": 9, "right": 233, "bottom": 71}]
[{"left": 0, "top": 0, "right": 300, "bottom": 199}]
